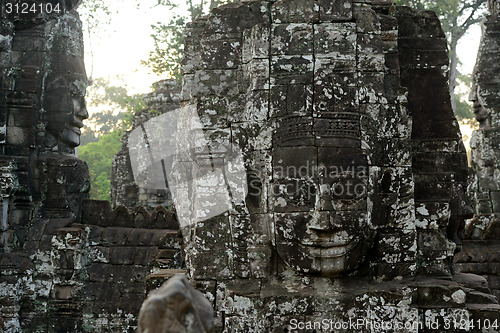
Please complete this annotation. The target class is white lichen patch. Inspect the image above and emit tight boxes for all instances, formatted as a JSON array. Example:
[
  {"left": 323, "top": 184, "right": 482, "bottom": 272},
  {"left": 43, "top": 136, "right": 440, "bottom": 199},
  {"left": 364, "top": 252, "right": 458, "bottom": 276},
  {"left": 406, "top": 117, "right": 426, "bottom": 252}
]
[{"left": 451, "top": 290, "right": 466, "bottom": 304}]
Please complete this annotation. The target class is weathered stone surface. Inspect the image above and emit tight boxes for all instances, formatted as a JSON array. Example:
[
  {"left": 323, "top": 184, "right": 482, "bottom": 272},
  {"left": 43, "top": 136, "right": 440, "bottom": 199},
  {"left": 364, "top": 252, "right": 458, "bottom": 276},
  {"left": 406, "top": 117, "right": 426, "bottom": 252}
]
[
  {"left": 160, "top": 0, "right": 495, "bottom": 330},
  {"left": 0, "top": 5, "right": 186, "bottom": 332},
  {"left": 457, "top": 0, "right": 500, "bottom": 309},
  {"left": 2, "top": 0, "right": 499, "bottom": 331}
]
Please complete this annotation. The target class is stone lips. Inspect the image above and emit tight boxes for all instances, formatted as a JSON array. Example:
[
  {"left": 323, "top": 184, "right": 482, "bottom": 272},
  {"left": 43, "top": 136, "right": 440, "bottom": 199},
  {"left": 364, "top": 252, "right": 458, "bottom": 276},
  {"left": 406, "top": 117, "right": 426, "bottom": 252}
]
[
  {"left": 174, "top": 0, "right": 492, "bottom": 330},
  {"left": 179, "top": 0, "right": 414, "bottom": 282}
]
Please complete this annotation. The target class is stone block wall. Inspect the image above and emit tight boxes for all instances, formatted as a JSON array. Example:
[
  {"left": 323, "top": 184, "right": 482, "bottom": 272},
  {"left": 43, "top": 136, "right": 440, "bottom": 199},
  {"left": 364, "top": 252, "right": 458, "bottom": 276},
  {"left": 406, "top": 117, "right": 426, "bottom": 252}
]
[
  {"left": 396, "top": 7, "right": 471, "bottom": 275},
  {"left": 467, "top": 2, "right": 500, "bottom": 238},
  {"left": 173, "top": 0, "right": 495, "bottom": 330},
  {"left": 456, "top": 0, "right": 500, "bottom": 312},
  {"left": 0, "top": 5, "right": 185, "bottom": 331},
  {"left": 456, "top": 241, "right": 500, "bottom": 301},
  {"left": 1, "top": 0, "right": 500, "bottom": 331},
  {"left": 1, "top": 199, "right": 183, "bottom": 332}
]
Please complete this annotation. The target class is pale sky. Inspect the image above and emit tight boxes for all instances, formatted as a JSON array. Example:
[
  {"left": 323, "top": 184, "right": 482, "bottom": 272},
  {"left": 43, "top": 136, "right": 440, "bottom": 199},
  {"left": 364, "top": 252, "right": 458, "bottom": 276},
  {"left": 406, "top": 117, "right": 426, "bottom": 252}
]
[
  {"left": 81, "top": 1, "right": 177, "bottom": 96},
  {"left": 80, "top": 2, "right": 483, "bottom": 108}
]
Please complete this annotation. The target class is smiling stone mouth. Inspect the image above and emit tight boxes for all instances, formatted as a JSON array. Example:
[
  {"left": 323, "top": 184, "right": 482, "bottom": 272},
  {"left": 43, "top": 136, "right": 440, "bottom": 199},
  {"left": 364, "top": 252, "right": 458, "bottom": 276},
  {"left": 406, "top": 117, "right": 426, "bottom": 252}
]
[
  {"left": 68, "top": 124, "right": 82, "bottom": 135},
  {"left": 304, "top": 240, "right": 358, "bottom": 258}
]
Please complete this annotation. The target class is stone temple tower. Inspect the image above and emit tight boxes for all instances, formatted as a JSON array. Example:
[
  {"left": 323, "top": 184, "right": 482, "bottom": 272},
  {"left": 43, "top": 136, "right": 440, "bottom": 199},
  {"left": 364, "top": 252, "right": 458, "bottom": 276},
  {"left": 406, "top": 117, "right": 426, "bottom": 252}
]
[
  {"left": 126, "top": 0, "right": 498, "bottom": 330},
  {"left": 456, "top": 0, "right": 500, "bottom": 305}
]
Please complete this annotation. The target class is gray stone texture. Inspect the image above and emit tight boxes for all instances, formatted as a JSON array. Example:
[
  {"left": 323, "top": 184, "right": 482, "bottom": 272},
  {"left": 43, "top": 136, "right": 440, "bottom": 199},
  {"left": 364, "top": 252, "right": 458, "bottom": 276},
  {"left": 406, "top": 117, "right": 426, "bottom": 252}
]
[
  {"left": 138, "top": 274, "right": 214, "bottom": 333},
  {"left": 0, "top": 5, "right": 184, "bottom": 332},
  {"left": 1, "top": 0, "right": 500, "bottom": 331},
  {"left": 467, "top": 0, "right": 500, "bottom": 239},
  {"left": 175, "top": 0, "right": 497, "bottom": 330},
  {"left": 456, "top": 0, "right": 500, "bottom": 315}
]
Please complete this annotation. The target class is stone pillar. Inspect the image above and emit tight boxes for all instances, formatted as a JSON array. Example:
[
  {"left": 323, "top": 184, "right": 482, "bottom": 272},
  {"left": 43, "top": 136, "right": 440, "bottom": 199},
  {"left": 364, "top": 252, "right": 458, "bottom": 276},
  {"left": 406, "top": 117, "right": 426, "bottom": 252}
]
[
  {"left": 456, "top": 0, "right": 500, "bottom": 304},
  {"left": 466, "top": 0, "right": 500, "bottom": 239},
  {"left": 0, "top": 3, "right": 90, "bottom": 331}
]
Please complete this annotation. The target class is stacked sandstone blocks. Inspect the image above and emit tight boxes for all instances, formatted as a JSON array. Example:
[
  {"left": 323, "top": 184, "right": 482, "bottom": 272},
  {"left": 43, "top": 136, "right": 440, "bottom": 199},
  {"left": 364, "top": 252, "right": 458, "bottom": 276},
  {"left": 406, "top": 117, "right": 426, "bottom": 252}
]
[
  {"left": 180, "top": 0, "right": 418, "bottom": 281},
  {"left": 176, "top": 0, "right": 486, "bottom": 331},
  {"left": 456, "top": 0, "right": 500, "bottom": 309}
]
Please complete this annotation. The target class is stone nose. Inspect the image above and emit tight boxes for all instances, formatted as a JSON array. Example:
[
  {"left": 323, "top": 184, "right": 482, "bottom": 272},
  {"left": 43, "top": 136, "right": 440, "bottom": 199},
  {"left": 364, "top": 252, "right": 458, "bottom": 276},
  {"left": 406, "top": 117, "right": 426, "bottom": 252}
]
[
  {"left": 307, "top": 211, "right": 336, "bottom": 232},
  {"left": 77, "top": 98, "right": 89, "bottom": 120}
]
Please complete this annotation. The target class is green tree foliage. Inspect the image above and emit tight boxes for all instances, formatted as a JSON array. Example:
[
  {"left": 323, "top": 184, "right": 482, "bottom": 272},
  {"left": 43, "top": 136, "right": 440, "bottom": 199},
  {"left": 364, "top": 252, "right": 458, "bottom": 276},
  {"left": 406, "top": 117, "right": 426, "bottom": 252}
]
[
  {"left": 394, "top": 0, "right": 487, "bottom": 118},
  {"left": 455, "top": 71, "right": 475, "bottom": 119},
  {"left": 142, "top": 0, "right": 237, "bottom": 81},
  {"left": 142, "top": 16, "right": 186, "bottom": 81},
  {"left": 79, "top": 131, "right": 122, "bottom": 201},
  {"left": 80, "top": 78, "right": 146, "bottom": 200},
  {"left": 81, "top": 77, "right": 145, "bottom": 146},
  {"left": 455, "top": 94, "right": 475, "bottom": 119}
]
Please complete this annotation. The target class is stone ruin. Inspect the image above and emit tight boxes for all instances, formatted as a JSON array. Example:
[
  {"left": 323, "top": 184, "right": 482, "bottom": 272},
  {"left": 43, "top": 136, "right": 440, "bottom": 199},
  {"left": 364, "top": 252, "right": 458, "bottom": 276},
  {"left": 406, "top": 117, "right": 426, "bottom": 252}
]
[
  {"left": 455, "top": 0, "right": 500, "bottom": 308},
  {"left": 1, "top": 0, "right": 500, "bottom": 332},
  {"left": 0, "top": 2, "right": 184, "bottom": 332},
  {"left": 128, "top": 0, "right": 499, "bottom": 331}
]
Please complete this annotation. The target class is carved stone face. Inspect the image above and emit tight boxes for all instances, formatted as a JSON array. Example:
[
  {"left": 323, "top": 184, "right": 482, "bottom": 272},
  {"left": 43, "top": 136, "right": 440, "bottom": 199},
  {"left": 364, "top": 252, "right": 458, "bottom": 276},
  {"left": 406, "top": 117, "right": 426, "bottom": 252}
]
[
  {"left": 271, "top": 124, "right": 374, "bottom": 276},
  {"left": 41, "top": 11, "right": 88, "bottom": 153},
  {"left": 470, "top": 85, "right": 491, "bottom": 127},
  {"left": 44, "top": 75, "right": 88, "bottom": 150}
]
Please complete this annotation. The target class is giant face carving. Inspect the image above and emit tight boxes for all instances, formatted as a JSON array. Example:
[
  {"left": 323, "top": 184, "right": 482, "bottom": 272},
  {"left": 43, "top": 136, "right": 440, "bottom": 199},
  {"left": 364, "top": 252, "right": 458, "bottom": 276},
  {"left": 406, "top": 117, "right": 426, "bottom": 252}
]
[
  {"left": 469, "top": 85, "right": 491, "bottom": 127},
  {"left": 44, "top": 76, "right": 88, "bottom": 149},
  {"left": 42, "top": 12, "right": 88, "bottom": 153},
  {"left": 270, "top": 118, "right": 374, "bottom": 277}
]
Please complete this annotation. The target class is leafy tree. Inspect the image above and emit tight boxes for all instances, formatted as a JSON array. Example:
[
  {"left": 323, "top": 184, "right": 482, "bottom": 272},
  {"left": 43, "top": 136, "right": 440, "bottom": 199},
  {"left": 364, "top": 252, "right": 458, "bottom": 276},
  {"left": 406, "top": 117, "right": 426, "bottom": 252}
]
[
  {"left": 84, "top": 77, "right": 146, "bottom": 136},
  {"left": 79, "top": 131, "right": 122, "bottom": 201},
  {"left": 394, "top": 0, "right": 487, "bottom": 116},
  {"left": 455, "top": 94, "right": 475, "bottom": 119},
  {"left": 455, "top": 70, "right": 475, "bottom": 120},
  {"left": 80, "top": 128, "right": 99, "bottom": 146},
  {"left": 142, "top": 0, "right": 237, "bottom": 81},
  {"left": 78, "top": 1, "right": 112, "bottom": 78},
  {"left": 142, "top": 16, "right": 186, "bottom": 81},
  {"left": 80, "top": 78, "right": 146, "bottom": 200}
]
